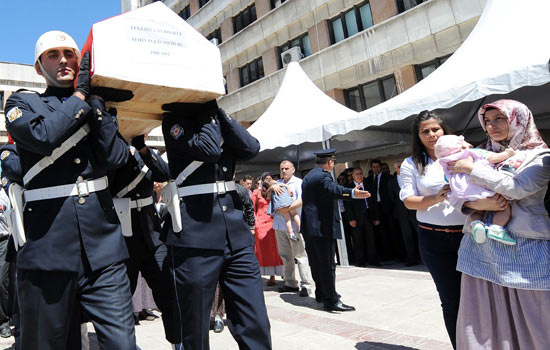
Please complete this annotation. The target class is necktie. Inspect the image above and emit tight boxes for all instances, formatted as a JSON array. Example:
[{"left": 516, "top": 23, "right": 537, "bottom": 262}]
[{"left": 361, "top": 183, "right": 368, "bottom": 211}]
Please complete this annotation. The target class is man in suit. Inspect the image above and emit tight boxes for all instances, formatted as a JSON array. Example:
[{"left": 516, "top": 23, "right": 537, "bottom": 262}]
[
  {"left": 161, "top": 100, "right": 271, "bottom": 350},
  {"left": 366, "top": 159, "right": 404, "bottom": 261},
  {"left": 389, "top": 161, "right": 420, "bottom": 266},
  {"left": 343, "top": 168, "right": 379, "bottom": 267},
  {"left": 301, "top": 149, "right": 370, "bottom": 312},
  {"left": 4, "top": 31, "right": 135, "bottom": 349}
]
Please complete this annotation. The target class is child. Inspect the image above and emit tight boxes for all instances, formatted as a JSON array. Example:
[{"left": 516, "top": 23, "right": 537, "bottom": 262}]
[
  {"left": 262, "top": 173, "right": 301, "bottom": 241},
  {"left": 435, "top": 135, "right": 516, "bottom": 245}
]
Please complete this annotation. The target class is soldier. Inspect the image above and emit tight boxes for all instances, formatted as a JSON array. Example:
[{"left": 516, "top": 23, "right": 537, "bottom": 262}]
[
  {"left": 301, "top": 149, "right": 371, "bottom": 312},
  {"left": 161, "top": 100, "right": 271, "bottom": 350},
  {"left": 109, "top": 134, "right": 180, "bottom": 346},
  {"left": 3, "top": 31, "right": 135, "bottom": 349}
]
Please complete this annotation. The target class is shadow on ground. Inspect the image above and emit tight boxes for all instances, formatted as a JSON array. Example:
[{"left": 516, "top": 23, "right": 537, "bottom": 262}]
[
  {"left": 355, "top": 341, "right": 419, "bottom": 350},
  {"left": 279, "top": 293, "right": 323, "bottom": 311}
]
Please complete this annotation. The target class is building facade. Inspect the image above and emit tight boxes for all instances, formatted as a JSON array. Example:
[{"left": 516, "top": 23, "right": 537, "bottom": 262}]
[
  {"left": 0, "top": 63, "right": 46, "bottom": 144},
  {"left": 124, "top": 0, "right": 484, "bottom": 128}
]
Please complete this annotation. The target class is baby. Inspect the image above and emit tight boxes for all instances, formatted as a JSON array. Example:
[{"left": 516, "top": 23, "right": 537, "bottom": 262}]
[
  {"left": 262, "top": 174, "right": 300, "bottom": 241},
  {"left": 435, "top": 135, "right": 516, "bottom": 245}
]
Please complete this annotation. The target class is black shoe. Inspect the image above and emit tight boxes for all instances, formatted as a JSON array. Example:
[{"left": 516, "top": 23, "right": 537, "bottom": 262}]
[
  {"left": 213, "top": 317, "right": 224, "bottom": 333},
  {"left": 323, "top": 299, "right": 356, "bottom": 312},
  {"left": 405, "top": 261, "right": 418, "bottom": 267},
  {"left": 278, "top": 285, "right": 299, "bottom": 293},
  {"left": 299, "top": 287, "right": 309, "bottom": 297},
  {"left": 0, "top": 326, "right": 10, "bottom": 338}
]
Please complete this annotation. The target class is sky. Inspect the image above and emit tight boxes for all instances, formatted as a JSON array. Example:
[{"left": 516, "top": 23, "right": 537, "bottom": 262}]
[{"left": 0, "top": 0, "right": 121, "bottom": 65}]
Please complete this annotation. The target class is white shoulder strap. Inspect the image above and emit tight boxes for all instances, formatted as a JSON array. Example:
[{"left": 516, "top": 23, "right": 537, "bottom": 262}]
[
  {"left": 174, "top": 139, "right": 224, "bottom": 186},
  {"left": 23, "top": 124, "right": 91, "bottom": 186},
  {"left": 116, "top": 163, "right": 150, "bottom": 198}
]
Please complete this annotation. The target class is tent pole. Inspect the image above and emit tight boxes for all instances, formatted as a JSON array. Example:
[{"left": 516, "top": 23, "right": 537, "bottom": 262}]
[
  {"left": 323, "top": 139, "right": 350, "bottom": 267},
  {"left": 296, "top": 145, "right": 300, "bottom": 174}
]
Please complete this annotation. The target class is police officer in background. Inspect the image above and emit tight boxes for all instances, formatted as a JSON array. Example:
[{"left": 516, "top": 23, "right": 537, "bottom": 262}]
[
  {"left": 301, "top": 149, "right": 371, "bottom": 312},
  {"left": 161, "top": 100, "right": 271, "bottom": 350},
  {"left": 109, "top": 134, "right": 179, "bottom": 346},
  {"left": 4, "top": 31, "right": 135, "bottom": 349}
]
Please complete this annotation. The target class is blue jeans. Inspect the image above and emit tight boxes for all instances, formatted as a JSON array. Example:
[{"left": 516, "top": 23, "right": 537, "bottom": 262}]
[{"left": 418, "top": 222, "right": 463, "bottom": 349}]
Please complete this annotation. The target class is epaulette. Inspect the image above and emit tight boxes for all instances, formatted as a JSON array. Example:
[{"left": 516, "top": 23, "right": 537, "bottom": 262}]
[{"left": 15, "top": 88, "right": 40, "bottom": 94}]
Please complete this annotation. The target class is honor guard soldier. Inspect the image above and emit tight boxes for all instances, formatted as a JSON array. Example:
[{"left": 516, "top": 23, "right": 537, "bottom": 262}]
[
  {"left": 301, "top": 149, "right": 371, "bottom": 312},
  {"left": 161, "top": 101, "right": 272, "bottom": 350},
  {"left": 110, "top": 134, "right": 180, "bottom": 346},
  {"left": 4, "top": 31, "right": 136, "bottom": 349}
]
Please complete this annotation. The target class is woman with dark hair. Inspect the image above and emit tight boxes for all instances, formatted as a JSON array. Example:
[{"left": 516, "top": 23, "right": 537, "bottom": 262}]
[
  {"left": 399, "top": 110, "right": 467, "bottom": 348},
  {"left": 449, "top": 100, "right": 550, "bottom": 349}
]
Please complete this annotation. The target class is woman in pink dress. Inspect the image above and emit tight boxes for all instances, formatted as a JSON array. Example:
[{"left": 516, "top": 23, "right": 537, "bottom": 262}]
[{"left": 252, "top": 173, "right": 284, "bottom": 285}]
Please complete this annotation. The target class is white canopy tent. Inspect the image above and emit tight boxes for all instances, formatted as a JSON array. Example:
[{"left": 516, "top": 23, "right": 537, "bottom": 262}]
[{"left": 242, "top": 0, "right": 550, "bottom": 173}]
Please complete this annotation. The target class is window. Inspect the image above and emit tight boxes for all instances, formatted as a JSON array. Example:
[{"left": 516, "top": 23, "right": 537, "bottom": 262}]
[
  {"left": 0, "top": 91, "right": 4, "bottom": 112},
  {"left": 415, "top": 55, "right": 450, "bottom": 81},
  {"left": 270, "top": 0, "right": 287, "bottom": 10},
  {"left": 278, "top": 33, "right": 311, "bottom": 68},
  {"left": 344, "top": 75, "right": 398, "bottom": 112},
  {"left": 329, "top": 2, "right": 373, "bottom": 44},
  {"left": 396, "top": 0, "right": 425, "bottom": 14},
  {"left": 199, "top": 0, "right": 209, "bottom": 8},
  {"left": 233, "top": 4, "right": 257, "bottom": 34},
  {"left": 239, "top": 58, "right": 264, "bottom": 87},
  {"left": 206, "top": 28, "right": 222, "bottom": 45},
  {"left": 178, "top": 5, "right": 190, "bottom": 20}
]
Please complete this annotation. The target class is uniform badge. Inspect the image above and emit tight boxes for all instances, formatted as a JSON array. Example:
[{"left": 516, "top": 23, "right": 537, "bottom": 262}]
[
  {"left": 129, "top": 146, "right": 136, "bottom": 156},
  {"left": 6, "top": 107, "right": 22, "bottom": 123},
  {"left": 0, "top": 151, "right": 9, "bottom": 160},
  {"left": 1, "top": 178, "right": 7, "bottom": 186},
  {"left": 170, "top": 124, "right": 184, "bottom": 140}
]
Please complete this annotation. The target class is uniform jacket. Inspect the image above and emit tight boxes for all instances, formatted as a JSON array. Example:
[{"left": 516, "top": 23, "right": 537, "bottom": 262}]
[
  {"left": 464, "top": 149, "right": 550, "bottom": 240},
  {"left": 4, "top": 88, "right": 129, "bottom": 272},
  {"left": 301, "top": 166, "right": 353, "bottom": 239},
  {"left": 343, "top": 180, "right": 374, "bottom": 224},
  {"left": 110, "top": 146, "right": 171, "bottom": 249},
  {"left": 162, "top": 102, "right": 259, "bottom": 251}
]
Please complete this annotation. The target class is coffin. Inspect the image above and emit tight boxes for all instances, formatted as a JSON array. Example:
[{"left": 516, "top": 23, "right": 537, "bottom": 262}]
[{"left": 81, "top": 1, "right": 225, "bottom": 140}]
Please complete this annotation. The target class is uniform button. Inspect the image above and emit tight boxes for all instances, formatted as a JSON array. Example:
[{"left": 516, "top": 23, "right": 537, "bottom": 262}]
[
  {"left": 136, "top": 193, "right": 140, "bottom": 197},
  {"left": 97, "top": 116, "right": 102, "bottom": 121},
  {"left": 27, "top": 207, "right": 32, "bottom": 212},
  {"left": 222, "top": 167, "right": 227, "bottom": 172},
  {"left": 133, "top": 167, "right": 138, "bottom": 171},
  {"left": 78, "top": 197, "right": 86, "bottom": 205},
  {"left": 222, "top": 205, "right": 227, "bottom": 212},
  {"left": 96, "top": 109, "right": 102, "bottom": 116},
  {"left": 74, "top": 158, "right": 81, "bottom": 164},
  {"left": 77, "top": 176, "right": 83, "bottom": 181}
]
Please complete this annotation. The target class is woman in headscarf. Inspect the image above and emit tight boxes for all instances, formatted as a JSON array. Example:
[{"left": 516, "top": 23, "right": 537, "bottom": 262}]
[
  {"left": 252, "top": 172, "right": 284, "bottom": 286},
  {"left": 450, "top": 99, "right": 550, "bottom": 349}
]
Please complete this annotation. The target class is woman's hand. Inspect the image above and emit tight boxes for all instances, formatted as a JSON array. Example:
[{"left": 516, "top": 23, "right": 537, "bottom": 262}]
[
  {"left": 464, "top": 194, "right": 508, "bottom": 211},
  {"left": 434, "top": 184, "right": 451, "bottom": 203},
  {"left": 448, "top": 157, "right": 474, "bottom": 175}
]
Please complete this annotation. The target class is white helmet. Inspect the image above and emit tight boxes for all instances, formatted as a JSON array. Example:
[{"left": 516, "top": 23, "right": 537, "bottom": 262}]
[{"left": 34, "top": 30, "right": 81, "bottom": 65}]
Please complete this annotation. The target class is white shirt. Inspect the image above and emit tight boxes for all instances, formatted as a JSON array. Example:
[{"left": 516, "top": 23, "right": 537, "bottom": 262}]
[
  {"left": 354, "top": 180, "right": 369, "bottom": 208},
  {"left": 399, "top": 156, "right": 466, "bottom": 226},
  {"left": 272, "top": 175, "right": 302, "bottom": 231}
]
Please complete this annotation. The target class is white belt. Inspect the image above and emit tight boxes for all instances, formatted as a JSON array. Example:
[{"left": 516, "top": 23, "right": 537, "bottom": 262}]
[
  {"left": 24, "top": 176, "right": 109, "bottom": 202},
  {"left": 177, "top": 181, "right": 236, "bottom": 197},
  {"left": 130, "top": 196, "right": 154, "bottom": 210}
]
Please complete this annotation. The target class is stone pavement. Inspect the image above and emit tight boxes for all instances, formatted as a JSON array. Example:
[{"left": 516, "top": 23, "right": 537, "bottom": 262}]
[{"left": 0, "top": 263, "right": 453, "bottom": 350}]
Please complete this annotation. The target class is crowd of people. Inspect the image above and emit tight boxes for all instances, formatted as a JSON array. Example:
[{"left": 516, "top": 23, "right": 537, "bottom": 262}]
[{"left": 0, "top": 29, "right": 548, "bottom": 350}]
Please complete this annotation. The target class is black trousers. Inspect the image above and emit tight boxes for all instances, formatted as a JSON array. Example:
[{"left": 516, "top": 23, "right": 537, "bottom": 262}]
[
  {"left": 417, "top": 222, "right": 463, "bottom": 349},
  {"left": 125, "top": 233, "right": 179, "bottom": 343},
  {"left": 169, "top": 242, "right": 272, "bottom": 350},
  {"left": 303, "top": 235, "right": 338, "bottom": 304},
  {"left": 350, "top": 214, "right": 378, "bottom": 266},
  {"left": 0, "top": 237, "right": 9, "bottom": 328},
  {"left": 17, "top": 260, "right": 135, "bottom": 350},
  {"left": 397, "top": 210, "right": 420, "bottom": 264}
]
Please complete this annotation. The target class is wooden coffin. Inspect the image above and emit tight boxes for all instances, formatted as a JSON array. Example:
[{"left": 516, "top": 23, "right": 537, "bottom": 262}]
[{"left": 81, "top": 1, "right": 225, "bottom": 140}]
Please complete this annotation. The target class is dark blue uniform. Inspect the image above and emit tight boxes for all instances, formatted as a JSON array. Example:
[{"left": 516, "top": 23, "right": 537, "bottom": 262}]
[
  {"left": 110, "top": 144, "right": 179, "bottom": 343},
  {"left": 4, "top": 87, "right": 135, "bottom": 349},
  {"left": 301, "top": 166, "right": 353, "bottom": 305},
  {"left": 162, "top": 101, "right": 271, "bottom": 350}
]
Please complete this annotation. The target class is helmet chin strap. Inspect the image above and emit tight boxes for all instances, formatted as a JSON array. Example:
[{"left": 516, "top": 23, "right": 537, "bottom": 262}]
[{"left": 38, "top": 59, "right": 73, "bottom": 88}]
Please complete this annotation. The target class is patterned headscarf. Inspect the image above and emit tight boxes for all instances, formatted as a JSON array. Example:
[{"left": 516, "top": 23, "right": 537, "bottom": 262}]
[{"left": 478, "top": 99, "right": 547, "bottom": 152}]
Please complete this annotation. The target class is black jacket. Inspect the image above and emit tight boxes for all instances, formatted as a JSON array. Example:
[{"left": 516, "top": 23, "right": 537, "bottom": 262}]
[{"left": 343, "top": 180, "right": 374, "bottom": 224}]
